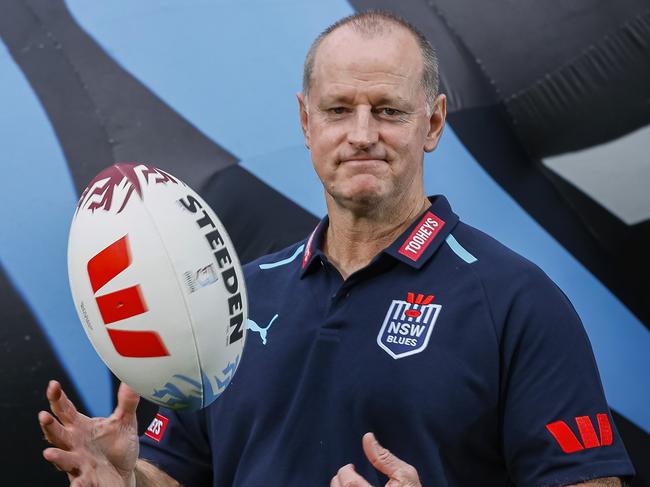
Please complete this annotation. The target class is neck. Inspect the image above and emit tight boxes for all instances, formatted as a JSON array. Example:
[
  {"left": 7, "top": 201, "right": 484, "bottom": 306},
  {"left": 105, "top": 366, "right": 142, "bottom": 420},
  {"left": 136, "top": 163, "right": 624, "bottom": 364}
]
[{"left": 323, "top": 193, "right": 430, "bottom": 279}]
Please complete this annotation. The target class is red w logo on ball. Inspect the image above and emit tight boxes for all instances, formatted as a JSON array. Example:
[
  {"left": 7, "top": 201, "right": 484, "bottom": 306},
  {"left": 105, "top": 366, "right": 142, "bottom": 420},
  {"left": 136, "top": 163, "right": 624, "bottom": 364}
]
[{"left": 87, "top": 235, "right": 170, "bottom": 358}]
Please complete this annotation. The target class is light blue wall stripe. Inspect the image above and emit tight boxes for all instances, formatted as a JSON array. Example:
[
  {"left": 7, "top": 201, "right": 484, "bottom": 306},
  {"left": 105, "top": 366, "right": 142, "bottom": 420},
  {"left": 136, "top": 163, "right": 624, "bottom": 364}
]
[{"left": 0, "top": 40, "right": 111, "bottom": 416}]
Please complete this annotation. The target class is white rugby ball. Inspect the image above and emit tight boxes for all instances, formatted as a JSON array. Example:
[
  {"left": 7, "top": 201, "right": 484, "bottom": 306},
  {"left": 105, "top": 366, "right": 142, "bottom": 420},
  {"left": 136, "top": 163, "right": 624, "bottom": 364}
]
[{"left": 67, "top": 163, "right": 247, "bottom": 411}]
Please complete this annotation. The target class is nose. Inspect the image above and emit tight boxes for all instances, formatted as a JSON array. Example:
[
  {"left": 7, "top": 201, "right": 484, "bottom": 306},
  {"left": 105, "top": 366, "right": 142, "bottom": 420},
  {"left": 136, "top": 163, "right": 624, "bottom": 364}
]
[{"left": 347, "top": 107, "right": 378, "bottom": 149}]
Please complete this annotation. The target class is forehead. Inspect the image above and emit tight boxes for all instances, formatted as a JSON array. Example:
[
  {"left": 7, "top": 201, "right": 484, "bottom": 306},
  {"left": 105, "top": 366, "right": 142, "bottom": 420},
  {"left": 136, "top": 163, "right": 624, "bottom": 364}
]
[{"left": 311, "top": 26, "right": 423, "bottom": 100}]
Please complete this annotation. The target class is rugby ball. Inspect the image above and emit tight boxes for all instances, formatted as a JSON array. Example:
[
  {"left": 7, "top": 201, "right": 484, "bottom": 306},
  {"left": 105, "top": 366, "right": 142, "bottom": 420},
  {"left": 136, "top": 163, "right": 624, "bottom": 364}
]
[{"left": 67, "top": 163, "right": 247, "bottom": 411}]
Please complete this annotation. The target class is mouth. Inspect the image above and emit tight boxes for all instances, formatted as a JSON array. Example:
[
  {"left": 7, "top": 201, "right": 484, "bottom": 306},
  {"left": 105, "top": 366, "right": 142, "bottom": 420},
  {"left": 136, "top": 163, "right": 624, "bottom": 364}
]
[{"left": 339, "top": 158, "right": 387, "bottom": 165}]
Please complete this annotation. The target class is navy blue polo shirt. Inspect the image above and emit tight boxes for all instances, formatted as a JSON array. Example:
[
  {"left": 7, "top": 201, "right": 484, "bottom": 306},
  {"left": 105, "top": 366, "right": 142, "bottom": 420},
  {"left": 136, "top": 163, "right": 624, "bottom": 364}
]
[{"left": 140, "top": 195, "right": 634, "bottom": 486}]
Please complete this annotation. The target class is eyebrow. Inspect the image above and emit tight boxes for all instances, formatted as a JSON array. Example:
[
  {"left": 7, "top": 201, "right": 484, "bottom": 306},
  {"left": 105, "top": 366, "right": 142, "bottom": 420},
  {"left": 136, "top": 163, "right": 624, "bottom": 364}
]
[
  {"left": 318, "top": 94, "right": 353, "bottom": 106},
  {"left": 373, "top": 95, "right": 413, "bottom": 109},
  {"left": 319, "top": 94, "right": 414, "bottom": 110}
]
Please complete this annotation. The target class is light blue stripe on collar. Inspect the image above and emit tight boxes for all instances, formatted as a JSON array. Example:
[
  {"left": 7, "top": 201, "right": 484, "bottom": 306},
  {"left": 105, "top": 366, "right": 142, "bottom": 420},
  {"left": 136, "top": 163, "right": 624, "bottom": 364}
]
[
  {"left": 445, "top": 234, "right": 477, "bottom": 264},
  {"left": 259, "top": 244, "right": 306, "bottom": 270}
]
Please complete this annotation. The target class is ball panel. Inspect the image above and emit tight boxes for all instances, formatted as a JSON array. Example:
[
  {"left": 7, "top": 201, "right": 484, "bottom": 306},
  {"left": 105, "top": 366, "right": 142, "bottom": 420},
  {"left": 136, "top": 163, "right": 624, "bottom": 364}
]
[
  {"left": 69, "top": 167, "right": 201, "bottom": 408},
  {"left": 68, "top": 207, "right": 202, "bottom": 406},
  {"left": 137, "top": 173, "right": 248, "bottom": 408}
]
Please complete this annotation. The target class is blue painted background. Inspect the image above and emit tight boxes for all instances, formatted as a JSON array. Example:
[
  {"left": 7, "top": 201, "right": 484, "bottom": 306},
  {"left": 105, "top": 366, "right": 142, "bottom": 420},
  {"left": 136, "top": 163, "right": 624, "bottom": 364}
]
[
  {"left": 1, "top": 0, "right": 646, "bottom": 433},
  {"left": 0, "top": 39, "right": 111, "bottom": 416}
]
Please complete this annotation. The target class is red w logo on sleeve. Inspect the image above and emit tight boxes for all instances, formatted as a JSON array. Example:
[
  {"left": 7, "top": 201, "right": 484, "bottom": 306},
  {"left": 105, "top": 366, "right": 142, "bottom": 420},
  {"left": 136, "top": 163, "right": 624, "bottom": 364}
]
[{"left": 546, "top": 414, "right": 613, "bottom": 453}]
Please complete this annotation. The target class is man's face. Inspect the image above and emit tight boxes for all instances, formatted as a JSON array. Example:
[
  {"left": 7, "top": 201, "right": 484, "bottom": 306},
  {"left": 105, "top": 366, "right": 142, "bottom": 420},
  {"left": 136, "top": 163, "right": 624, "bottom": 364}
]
[{"left": 299, "top": 26, "right": 446, "bottom": 211}]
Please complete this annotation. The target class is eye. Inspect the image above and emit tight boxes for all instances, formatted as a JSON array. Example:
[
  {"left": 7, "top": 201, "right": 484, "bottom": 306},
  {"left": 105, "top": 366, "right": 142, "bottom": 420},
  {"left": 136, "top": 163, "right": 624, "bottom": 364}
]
[
  {"left": 381, "top": 107, "right": 400, "bottom": 116},
  {"left": 329, "top": 107, "right": 347, "bottom": 115}
]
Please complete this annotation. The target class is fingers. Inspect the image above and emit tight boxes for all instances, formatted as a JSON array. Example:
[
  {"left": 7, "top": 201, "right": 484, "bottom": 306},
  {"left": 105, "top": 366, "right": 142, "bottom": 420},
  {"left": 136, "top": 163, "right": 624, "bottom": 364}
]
[
  {"left": 333, "top": 435, "right": 421, "bottom": 487},
  {"left": 113, "top": 382, "right": 140, "bottom": 420},
  {"left": 330, "top": 472, "right": 342, "bottom": 487},
  {"left": 46, "top": 380, "right": 79, "bottom": 425},
  {"left": 331, "top": 464, "right": 372, "bottom": 487},
  {"left": 362, "top": 432, "right": 420, "bottom": 485},
  {"left": 43, "top": 447, "right": 80, "bottom": 475},
  {"left": 363, "top": 432, "right": 395, "bottom": 472},
  {"left": 39, "top": 410, "right": 71, "bottom": 449},
  {"left": 70, "top": 478, "right": 95, "bottom": 487}
]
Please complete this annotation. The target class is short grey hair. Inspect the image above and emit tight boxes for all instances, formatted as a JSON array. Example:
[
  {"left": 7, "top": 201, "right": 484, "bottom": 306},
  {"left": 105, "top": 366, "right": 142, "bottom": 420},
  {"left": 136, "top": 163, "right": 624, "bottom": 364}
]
[{"left": 302, "top": 10, "right": 440, "bottom": 114}]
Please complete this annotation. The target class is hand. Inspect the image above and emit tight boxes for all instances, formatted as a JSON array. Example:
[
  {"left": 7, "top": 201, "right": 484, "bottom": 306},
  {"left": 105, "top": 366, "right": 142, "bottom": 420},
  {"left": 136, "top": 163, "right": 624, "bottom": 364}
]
[
  {"left": 331, "top": 432, "right": 421, "bottom": 487},
  {"left": 39, "top": 380, "right": 140, "bottom": 487}
]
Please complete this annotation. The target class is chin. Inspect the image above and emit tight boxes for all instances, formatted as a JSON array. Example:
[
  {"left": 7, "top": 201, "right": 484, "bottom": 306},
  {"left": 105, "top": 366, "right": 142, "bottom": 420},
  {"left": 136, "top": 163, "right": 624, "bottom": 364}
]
[
  {"left": 326, "top": 175, "right": 393, "bottom": 208},
  {"left": 333, "top": 187, "right": 388, "bottom": 210}
]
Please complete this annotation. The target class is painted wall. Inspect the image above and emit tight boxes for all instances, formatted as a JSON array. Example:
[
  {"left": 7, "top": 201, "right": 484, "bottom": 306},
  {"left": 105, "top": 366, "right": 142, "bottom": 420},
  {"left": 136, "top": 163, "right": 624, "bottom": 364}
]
[{"left": 0, "top": 1, "right": 647, "bottom": 484}]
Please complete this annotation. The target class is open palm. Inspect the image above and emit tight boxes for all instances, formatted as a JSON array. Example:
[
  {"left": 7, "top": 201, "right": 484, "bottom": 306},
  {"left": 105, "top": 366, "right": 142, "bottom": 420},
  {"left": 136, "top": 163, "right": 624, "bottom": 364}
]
[{"left": 39, "top": 380, "right": 140, "bottom": 486}]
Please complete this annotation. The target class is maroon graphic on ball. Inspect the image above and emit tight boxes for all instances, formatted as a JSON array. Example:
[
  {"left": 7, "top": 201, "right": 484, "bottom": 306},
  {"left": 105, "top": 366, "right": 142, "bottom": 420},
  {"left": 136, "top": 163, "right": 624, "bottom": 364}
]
[{"left": 76, "top": 163, "right": 179, "bottom": 214}]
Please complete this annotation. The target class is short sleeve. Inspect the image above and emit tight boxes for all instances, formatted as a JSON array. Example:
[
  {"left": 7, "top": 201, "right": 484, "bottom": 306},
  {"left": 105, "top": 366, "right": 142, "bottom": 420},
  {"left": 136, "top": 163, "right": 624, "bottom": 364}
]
[
  {"left": 139, "top": 406, "right": 212, "bottom": 487},
  {"left": 496, "top": 266, "right": 635, "bottom": 486}
]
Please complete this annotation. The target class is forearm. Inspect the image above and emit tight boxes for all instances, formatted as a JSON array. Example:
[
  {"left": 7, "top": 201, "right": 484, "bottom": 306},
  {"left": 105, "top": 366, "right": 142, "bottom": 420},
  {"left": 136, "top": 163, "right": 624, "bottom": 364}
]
[
  {"left": 133, "top": 459, "right": 183, "bottom": 487},
  {"left": 567, "top": 477, "right": 622, "bottom": 487}
]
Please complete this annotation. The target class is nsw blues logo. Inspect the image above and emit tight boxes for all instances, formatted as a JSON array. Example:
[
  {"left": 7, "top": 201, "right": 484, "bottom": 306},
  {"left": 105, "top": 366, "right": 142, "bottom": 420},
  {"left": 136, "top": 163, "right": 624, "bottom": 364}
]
[{"left": 377, "top": 293, "right": 441, "bottom": 359}]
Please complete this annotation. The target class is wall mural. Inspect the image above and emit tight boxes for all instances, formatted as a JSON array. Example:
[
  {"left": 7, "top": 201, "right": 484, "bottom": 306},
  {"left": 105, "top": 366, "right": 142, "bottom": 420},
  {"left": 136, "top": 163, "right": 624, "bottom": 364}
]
[{"left": 0, "top": 0, "right": 648, "bottom": 484}]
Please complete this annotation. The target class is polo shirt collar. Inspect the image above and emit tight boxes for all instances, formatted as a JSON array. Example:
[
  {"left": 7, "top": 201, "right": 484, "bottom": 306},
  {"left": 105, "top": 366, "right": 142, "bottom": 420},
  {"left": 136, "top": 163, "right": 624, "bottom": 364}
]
[
  {"left": 300, "top": 216, "right": 329, "bottom": 276},
  {"left": 383, "top": 195, "right": 459, "bottom": 269},
  {"left": 299, "top": 195, "right": 459, "bottom": 276}
]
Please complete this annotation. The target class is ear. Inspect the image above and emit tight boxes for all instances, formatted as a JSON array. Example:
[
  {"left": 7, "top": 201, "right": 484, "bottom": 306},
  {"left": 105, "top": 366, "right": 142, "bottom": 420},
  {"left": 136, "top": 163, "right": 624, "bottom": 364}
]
[
  {"left": 297, "top": 92, "right": 310, "bottom": 150},
  {"left": 424, "top": 94, "right": 446, "bottom": 153}
]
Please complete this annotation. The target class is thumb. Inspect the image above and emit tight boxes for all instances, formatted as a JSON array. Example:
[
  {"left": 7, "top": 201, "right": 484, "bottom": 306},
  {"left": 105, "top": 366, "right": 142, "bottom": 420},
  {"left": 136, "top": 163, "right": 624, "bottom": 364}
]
[
  {"left": 362, "top": 432, "right": 419, "bottom": 483},
  {"left": 113, "top": 382, "right": 140, "bottom": 420}
]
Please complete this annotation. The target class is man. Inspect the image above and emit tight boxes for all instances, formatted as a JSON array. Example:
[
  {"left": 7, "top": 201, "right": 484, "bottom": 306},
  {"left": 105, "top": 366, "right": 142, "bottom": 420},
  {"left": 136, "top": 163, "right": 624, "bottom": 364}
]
[{"left": 40, "top": 11, "right": 634, "bottom": 486}]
